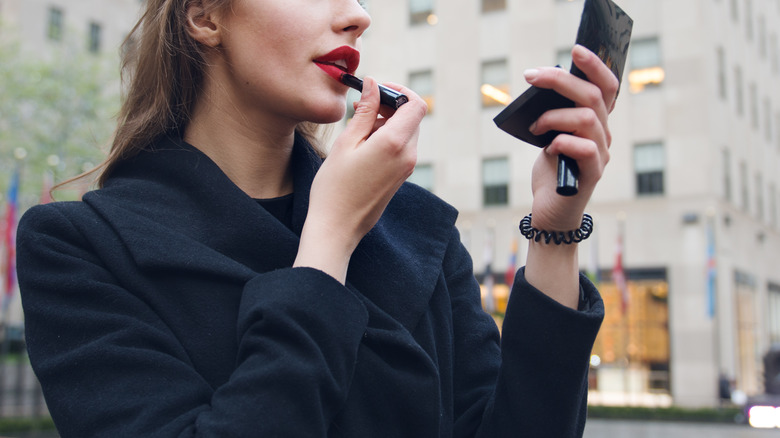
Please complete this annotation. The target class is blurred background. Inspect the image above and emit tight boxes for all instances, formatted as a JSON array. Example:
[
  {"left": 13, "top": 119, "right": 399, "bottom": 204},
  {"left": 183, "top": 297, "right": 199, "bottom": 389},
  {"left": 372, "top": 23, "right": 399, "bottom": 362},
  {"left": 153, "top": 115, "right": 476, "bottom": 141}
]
[{"left": 1, "top": 0, "right": 779, "bottom": 436}]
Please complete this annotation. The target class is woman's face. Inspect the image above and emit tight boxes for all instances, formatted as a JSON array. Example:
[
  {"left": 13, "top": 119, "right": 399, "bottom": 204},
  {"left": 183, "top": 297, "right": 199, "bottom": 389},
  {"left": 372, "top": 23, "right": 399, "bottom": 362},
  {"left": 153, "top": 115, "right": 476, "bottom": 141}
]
[{"left": 214, "top": 0, "right": 371, "bottom": 126}]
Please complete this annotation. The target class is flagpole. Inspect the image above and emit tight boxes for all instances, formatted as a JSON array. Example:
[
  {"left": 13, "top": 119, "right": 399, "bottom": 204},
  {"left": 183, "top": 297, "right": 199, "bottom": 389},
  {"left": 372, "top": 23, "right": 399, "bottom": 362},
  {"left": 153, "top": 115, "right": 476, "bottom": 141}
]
[
  {"left": 706, "top": 209, "right": 723, "bottom": 401},
  {"left": 614, "top": 212, "right": 630, "bottom": 403}
]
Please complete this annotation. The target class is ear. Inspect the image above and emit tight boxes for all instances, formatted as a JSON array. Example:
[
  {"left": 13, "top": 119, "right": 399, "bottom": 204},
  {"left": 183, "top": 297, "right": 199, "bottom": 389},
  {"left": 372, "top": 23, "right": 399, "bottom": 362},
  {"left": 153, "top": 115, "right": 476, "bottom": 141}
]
[{"left": 186, "top": 1, "right": 221, "bottom": 47}]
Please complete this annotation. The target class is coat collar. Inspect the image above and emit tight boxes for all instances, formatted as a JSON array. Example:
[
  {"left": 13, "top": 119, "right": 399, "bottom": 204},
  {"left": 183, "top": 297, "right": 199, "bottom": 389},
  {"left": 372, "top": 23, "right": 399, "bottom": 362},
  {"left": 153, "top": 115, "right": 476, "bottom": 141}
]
[{"left": 84, "top": 134, "right": 459, "bottom": 332}]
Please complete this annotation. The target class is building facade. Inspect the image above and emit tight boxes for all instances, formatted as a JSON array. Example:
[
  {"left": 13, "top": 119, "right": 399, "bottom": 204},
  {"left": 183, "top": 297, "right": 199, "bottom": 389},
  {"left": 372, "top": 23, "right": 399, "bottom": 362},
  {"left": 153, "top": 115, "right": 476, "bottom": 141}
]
[
  {"left": 353, "top": 0, "right": 780, "bottom": 408},
  {"left": 3, "top": 0, "right": 780, "bottom": 412},
  {"left": 0, "top": 0, "right": 140, "bottom": 55}
]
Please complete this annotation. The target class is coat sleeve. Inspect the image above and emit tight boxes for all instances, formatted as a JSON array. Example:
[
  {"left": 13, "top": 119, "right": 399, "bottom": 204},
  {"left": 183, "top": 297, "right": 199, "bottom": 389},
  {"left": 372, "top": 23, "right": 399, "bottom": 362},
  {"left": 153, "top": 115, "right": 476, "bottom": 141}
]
[
  {"left": 17, "top": 204, "right": 369, "bottom": 438},
  {"left": 445, "top": 229, "right": 604, "bottom": 438}
]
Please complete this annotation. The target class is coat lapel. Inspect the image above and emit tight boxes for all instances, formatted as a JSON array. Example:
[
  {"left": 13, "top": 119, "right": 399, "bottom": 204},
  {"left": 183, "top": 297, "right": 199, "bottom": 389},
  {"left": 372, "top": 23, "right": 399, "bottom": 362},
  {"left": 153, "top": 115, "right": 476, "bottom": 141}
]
[{"left": 84, "top": 134, "right": 458, "bottom": 333}]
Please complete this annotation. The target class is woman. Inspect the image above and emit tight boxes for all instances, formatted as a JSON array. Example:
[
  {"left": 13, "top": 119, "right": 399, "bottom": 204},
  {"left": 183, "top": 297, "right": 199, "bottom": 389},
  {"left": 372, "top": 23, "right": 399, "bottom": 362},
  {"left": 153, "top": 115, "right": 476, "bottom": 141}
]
[{"left": 17, "top": 0, "right": 616, "bottom": 436}]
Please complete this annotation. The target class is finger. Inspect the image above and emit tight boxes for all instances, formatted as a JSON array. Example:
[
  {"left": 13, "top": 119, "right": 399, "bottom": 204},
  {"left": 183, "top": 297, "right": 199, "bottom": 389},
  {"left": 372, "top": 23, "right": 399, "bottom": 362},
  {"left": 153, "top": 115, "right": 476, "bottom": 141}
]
[
  {"left": 546, "top": 133, "right": 606, "bottom": 186},
  {"left": 364, "top": 81, "right": 428, "bottom": 148},
  {"left": 570, "top": 44, "right": 620, "bottom": 111},
  {"left": 531, "top": 106, "right": 611, "bottom": 151},
  {"left": 340, "top": 76, "right": 382, "bottom": 144}
]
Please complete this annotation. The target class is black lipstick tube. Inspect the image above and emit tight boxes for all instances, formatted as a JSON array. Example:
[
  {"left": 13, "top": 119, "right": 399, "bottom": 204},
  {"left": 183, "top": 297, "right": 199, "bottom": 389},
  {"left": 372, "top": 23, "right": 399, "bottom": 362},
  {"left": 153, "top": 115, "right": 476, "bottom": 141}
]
[{"left": 340, "top": 73, "right": 409, "bottom": 110}]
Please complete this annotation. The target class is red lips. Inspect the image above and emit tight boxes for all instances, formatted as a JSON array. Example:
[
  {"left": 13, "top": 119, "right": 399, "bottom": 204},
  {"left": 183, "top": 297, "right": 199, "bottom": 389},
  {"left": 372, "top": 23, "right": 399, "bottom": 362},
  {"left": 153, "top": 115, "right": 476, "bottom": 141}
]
[{"left": 314, "top": 46, "right": 360, "bottom": 82}]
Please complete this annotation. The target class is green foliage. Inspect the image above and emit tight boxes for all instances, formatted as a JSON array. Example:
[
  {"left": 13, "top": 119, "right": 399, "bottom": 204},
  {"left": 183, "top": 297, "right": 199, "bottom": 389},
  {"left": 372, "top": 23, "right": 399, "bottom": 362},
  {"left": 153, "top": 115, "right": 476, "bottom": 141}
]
[
  {"left": 587, "top": 405, "right": 744, "bottom": 423},
  {"left": 0, "top": 416, "right": 56, "bottom": 434},
  {"left": 0, "top": 26, "right": 121, "bottom": 205}
]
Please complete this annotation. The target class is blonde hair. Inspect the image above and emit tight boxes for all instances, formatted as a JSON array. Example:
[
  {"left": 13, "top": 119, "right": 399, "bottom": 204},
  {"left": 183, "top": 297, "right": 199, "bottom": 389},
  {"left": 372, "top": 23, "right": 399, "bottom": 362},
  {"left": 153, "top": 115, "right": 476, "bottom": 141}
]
[{"left": 86, "top": 0, "right": 323, "bottom": 188}]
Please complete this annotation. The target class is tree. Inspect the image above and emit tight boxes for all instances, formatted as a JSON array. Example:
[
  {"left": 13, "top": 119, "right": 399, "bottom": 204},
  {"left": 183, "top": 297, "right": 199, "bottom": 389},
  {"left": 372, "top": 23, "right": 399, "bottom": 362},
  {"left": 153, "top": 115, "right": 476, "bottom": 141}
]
[{"left": 0, "top": 27, "right": 121, "bottom": 205}]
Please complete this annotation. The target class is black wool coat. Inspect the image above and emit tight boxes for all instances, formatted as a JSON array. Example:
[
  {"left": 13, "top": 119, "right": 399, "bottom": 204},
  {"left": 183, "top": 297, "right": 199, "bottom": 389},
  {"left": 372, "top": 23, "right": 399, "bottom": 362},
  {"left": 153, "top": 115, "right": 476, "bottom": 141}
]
[{"left": 17, "top": 134, "right": 604, "bottom": 438}]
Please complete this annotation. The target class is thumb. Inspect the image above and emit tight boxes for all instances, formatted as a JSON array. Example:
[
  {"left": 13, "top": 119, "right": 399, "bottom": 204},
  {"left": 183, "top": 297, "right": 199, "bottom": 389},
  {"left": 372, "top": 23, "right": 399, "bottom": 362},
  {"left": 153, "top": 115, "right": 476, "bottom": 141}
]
[{"left": 340, "top": 76, "right": 381, "bottom": 144}]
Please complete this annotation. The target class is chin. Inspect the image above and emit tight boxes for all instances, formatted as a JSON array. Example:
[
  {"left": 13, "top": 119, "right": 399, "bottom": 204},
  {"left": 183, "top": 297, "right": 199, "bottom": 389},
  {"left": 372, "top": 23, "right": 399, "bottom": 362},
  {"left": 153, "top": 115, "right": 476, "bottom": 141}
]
[{"left": 306, "top": 102, "right": 347, "bottom": 124}]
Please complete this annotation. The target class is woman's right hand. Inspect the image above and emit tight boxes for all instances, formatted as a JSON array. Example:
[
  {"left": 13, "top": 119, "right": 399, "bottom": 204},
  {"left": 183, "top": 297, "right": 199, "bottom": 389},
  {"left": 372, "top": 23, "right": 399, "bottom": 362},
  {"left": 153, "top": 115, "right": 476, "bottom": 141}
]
[{"left": 294, "top": 77, "right": 428, "bottom": 283}]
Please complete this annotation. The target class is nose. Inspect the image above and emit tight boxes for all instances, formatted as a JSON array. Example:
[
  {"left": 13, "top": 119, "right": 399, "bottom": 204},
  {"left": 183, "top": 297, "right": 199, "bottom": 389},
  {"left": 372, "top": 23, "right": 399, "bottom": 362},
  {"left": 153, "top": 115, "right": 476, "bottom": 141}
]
[{"left": 334, "top": 0, "right": 371, "bottom": 38}]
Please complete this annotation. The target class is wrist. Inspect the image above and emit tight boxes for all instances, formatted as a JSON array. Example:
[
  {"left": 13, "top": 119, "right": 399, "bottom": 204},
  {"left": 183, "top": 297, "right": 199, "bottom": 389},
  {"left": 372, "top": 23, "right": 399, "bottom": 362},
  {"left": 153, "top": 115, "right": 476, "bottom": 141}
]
[
  {"left": 294, "top": 223, "right": 357, "bottom": 284},
  {"left": 520, "top": 213, "right": 593, "bottom": 245}
]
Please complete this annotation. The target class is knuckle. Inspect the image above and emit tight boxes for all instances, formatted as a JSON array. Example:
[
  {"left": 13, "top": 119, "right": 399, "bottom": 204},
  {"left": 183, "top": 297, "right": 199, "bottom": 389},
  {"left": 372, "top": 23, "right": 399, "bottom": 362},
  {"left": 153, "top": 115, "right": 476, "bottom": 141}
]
[
  {"left": 578, "top": 109, "right": 600, "bottom": 128},
  {"left": 606, "top": 75, "right": 620, "bottom": 96},
  {"left": 584, "top": 86, "right": 603, "bottom": 108}
]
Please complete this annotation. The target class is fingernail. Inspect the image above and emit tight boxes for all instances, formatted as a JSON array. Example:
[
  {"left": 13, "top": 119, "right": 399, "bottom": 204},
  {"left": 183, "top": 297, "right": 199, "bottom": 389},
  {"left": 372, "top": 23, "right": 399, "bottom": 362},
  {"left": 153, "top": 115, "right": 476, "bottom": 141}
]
[
  {"left": 529, "top": 121, "right": 538, "bottom": 134},
  {"left": 523, "top": 69, "right": 540, "bottom": 83}
]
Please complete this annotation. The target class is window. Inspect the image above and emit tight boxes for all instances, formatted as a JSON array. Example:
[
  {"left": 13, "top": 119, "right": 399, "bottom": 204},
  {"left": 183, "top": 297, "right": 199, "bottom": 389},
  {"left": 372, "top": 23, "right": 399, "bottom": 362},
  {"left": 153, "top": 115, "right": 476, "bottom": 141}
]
[
  {"left": 409, "top": 70, "right": 434, "bottom": 114},
  {"left": 47, "top": 7, "right": 63, "bottom": 41},
  {"left": 482, "top": 157, "right": 509, "bottom": 206},
  {"left": 482, "top": 0, "right": 506, "bottom": 13},
  {"left": 634, "top": 142, "right": 664, "bottom": 196},
  {"left": 723, "top": 148, "right": 732, "bottom": 202},
  {"left": 407, "top": 164, "right": 434, "bottom": 191},
  {"left": 735, "top": 271, "right": 760, "bottom": 394},
  {"left": 740, "top": 161, "right": 749, "bottom": 211},
  {"left": 758, "top": 16, "right": 767, "bottom": 58},
  {"left": 769, "top": 284, "right": 780, "bottom": 345},
  {"left": 745, "top": 0, "right": 753, "bottom": 41},
  {"left": 770, "top": 184, "right": 777, "bottom": 228},
  {"left": 756, "top": 174, "right": 764, "bottom": 220},
  {"left": 730, "top": 0, "right": 739, "bottom": 22},
  {"left": 764, "top": 98, "right": 772, "bottom": 142},
  {"left": 88, "top": 22, "right": 101, "bottom": 53},
  {"left": 410, "top": 0, "right": 436, "bottom": 26},
  {"left": 590, "top": 272, "right": 671, "bottom": 397},
  {"left": 480, "top": 59, "right": 510, "bottom": 107},
  {"left": 771, "top": 34, "right": 779, "bottom": 75},
  {"left": 556, "top": 48, "right": 572, "bottom": 71},
  {"left": 735, "top": 67, "right": 744, "bottom": 116},
  {"left": 716, "top": 47, "right": 727, "bottom": 100},
  {"left": 749, "top": 83, "right": 758, "bottom": 129},
  {"left": 628, "top": 38, "right": 664, "bottom": 93}
]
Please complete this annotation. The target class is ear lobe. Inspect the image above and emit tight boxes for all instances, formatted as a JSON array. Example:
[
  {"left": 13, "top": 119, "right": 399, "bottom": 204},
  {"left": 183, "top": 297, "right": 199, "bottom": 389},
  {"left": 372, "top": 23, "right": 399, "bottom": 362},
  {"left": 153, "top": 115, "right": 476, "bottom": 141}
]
[{"left": 186, "top": 2, "right": 221, "bottom": 47}]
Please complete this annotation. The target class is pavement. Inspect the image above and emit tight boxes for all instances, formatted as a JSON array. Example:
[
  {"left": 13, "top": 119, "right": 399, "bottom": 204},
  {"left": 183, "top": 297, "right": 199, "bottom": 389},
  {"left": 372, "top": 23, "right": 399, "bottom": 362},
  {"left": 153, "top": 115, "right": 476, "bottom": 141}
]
[{"left": 584, "top": 419, "right": 779, "bottom": 437}]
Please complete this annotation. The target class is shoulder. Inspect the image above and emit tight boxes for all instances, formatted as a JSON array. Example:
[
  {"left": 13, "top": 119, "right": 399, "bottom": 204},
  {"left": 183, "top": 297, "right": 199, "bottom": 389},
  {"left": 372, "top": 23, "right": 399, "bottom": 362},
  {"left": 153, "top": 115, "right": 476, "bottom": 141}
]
[{"left": 19, "top": 201, "right": 100, "bottom": 240}]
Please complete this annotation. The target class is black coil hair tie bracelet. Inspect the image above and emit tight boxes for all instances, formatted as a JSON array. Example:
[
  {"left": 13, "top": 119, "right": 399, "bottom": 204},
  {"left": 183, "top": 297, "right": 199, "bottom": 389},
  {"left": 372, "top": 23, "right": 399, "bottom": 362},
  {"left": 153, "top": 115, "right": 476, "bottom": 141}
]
[{"left": 519, "top": 213, "right": 593, "bottom": 245}]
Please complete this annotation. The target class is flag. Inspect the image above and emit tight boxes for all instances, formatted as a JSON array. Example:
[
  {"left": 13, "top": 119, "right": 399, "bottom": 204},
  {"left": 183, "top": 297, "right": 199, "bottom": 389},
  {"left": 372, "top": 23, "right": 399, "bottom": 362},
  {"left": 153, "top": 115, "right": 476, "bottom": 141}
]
[
  {"left": 706, "top": 222, "right": 716, "bottom": 319},
  {"left": 2, "top": 168, "right": 20, "bottom": 314},
  {"left": 504, "top": 236, "right": 518, "bottom": 286},
  {"left": 613, "top": 233, "right": 628, "bottom": 314}
]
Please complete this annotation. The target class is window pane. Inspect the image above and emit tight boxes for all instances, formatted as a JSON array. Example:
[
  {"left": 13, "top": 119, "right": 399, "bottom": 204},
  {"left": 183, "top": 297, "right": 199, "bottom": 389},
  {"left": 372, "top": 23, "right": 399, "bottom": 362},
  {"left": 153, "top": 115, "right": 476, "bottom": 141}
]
[
  {"left": 716, "top": 47, "right": 727, "bottom": 100},
  {"left": 482, "top": 0, "right": 506, "bottom": 13},
  {"left": 47, "top": 7, "right": 63, "bottom": 41},
  {"left": 634, "top": 143, "right": 664, "bottom": 172},
  {"left": 723, "top": 148, "right": 732, "bottom": 202},
  {"left": 409, "top": 70, "right": 434, "bottom": 114},
  {"left": 556, "top": 48, "right": 571, "bottom": 71},
  {"left": 735, "top": 67, "right": 744, "bottom": 116},
  {"left": 410, "top": 0, "right": 434, "bottom": 25},
  {"left": 89, "top": 22, "right": 102, "bottom": 53},
  {"left": 483, "top": 158, "right": 509, "bottom": 206},
  {"left": 635, "top": 143, "right": 664, "bottom": 196},
  {"left": 630, "top": 38, "right": 661, "bottom": 70},
  {"left": 481, "top": 59, "right": 509, "bottom": 107},
  {"left": 482, "top": 157, "right": 509, "bottom": 185},
  {"left": 408, "top": 164, "right": 434, "bottom": 191}
]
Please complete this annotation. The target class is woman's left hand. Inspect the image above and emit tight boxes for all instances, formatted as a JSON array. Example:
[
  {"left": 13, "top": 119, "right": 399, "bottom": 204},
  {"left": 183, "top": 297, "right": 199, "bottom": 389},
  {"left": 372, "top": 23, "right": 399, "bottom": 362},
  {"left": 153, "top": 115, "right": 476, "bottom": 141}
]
[{"left": 525, "top": 44, "right": 620, "bottom": 231}]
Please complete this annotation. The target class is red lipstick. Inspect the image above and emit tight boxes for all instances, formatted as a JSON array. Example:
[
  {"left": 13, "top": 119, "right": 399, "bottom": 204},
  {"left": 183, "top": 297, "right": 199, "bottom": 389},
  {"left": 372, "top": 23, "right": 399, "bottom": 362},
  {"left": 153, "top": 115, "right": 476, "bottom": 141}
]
[
  {"left": 314, "top": 46, "right": 360, "bottom": 81},
  {"left": 340, "top": 73, "right": 409, "bottom": 110}
]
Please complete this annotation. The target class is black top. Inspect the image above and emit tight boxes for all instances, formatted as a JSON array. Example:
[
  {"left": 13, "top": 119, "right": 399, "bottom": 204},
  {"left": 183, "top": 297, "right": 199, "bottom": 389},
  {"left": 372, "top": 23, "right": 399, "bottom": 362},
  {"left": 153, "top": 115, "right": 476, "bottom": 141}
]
[{"left": 256, "top": 193, "right": 294, "bottom": 230}]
